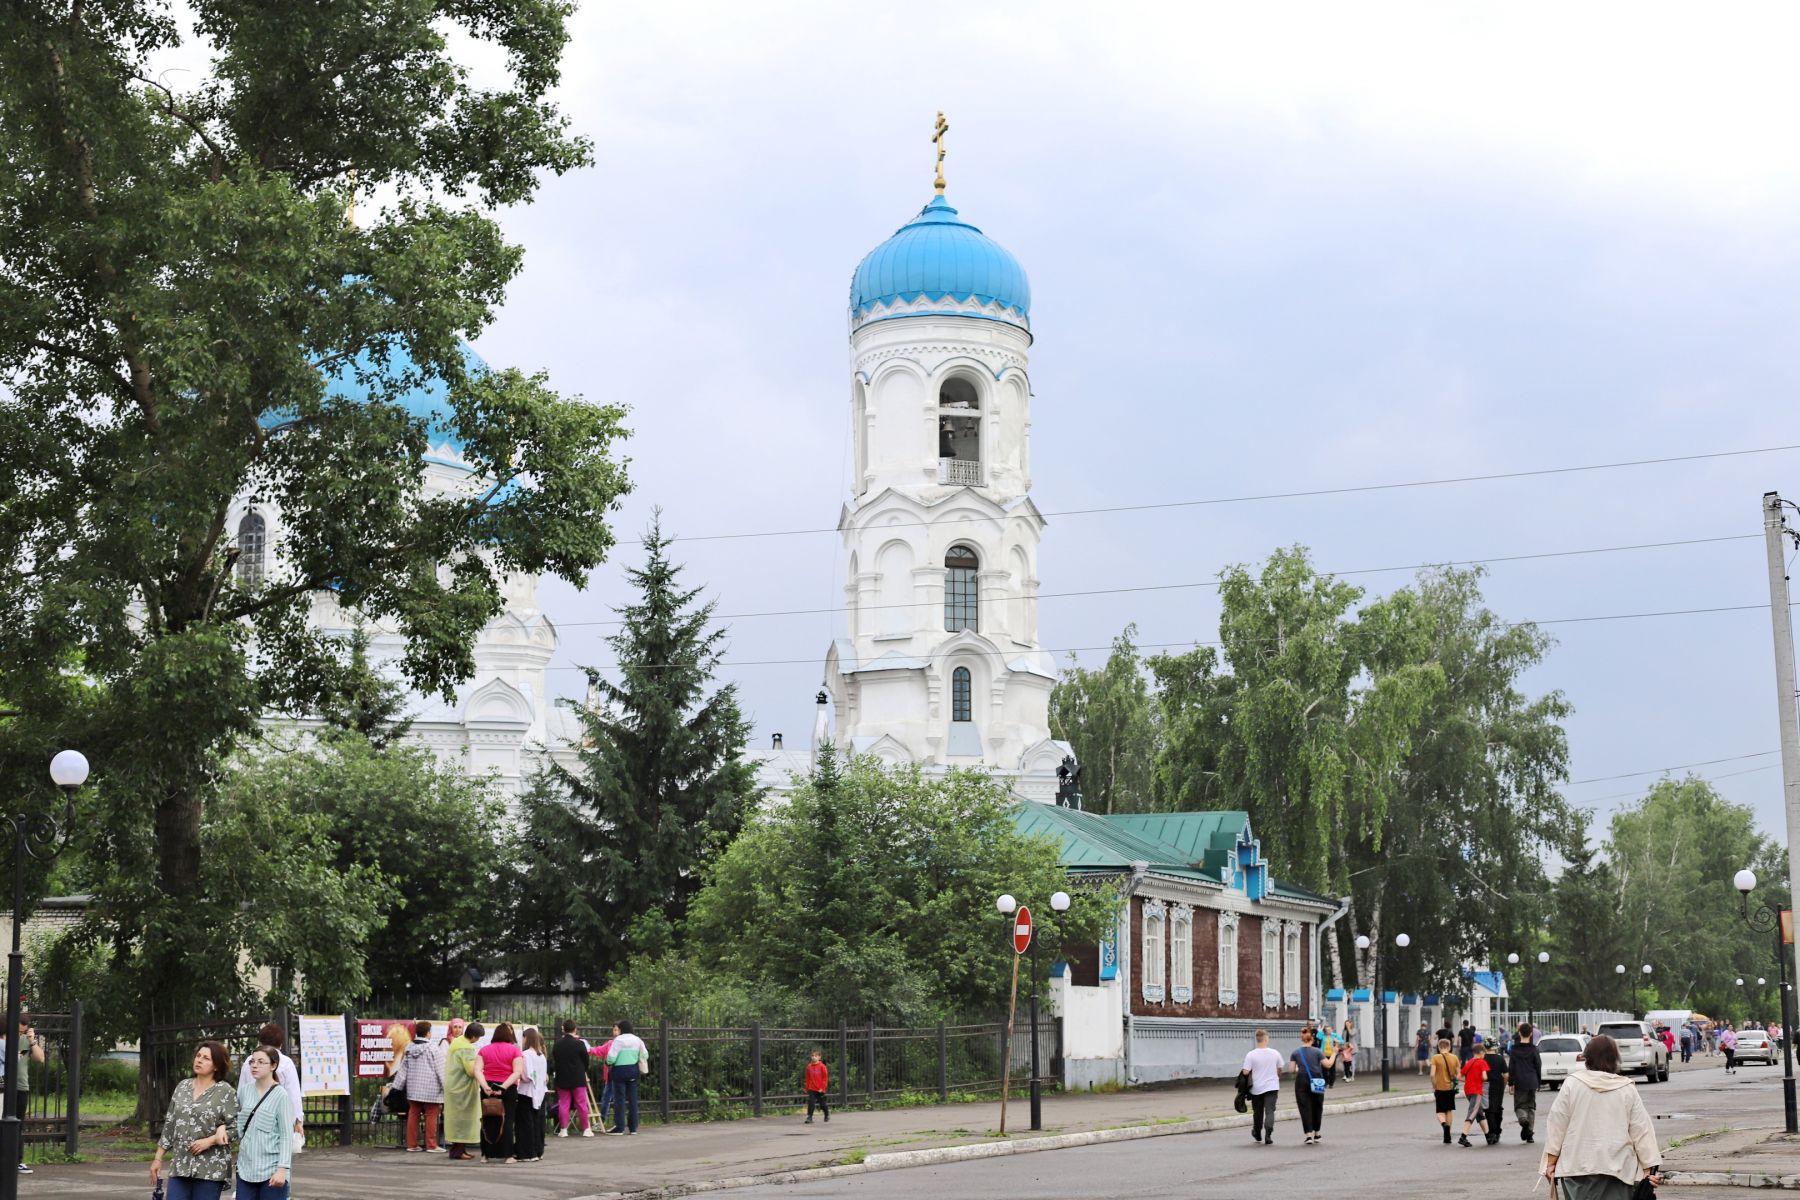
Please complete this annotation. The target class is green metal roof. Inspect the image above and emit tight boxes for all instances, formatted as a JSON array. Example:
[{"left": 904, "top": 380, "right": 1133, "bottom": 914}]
[
  {"left": 1009, "top": 802, "right": 1188, "bottom": 869},
  {"left": 1109, "top": 811, "right": 1247, "bottom": 875}
]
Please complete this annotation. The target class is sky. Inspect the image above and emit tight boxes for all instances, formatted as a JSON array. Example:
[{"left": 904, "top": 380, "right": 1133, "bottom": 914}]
[{"left": 453, "top": 1, "right": 1800, "bottom": 842}]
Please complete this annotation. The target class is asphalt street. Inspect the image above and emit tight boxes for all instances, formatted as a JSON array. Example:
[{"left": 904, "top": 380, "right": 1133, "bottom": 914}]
[{"left": 716, "top": 1064, "right": 1780, "bottom": 1200}]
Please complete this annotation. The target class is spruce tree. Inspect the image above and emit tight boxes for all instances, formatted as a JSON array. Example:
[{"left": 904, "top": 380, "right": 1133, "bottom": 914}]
[
  {"left": 316, "top": 626, "right": 414, "bottom": 751},
  {"left": 513, "top": 514, "right": 755, "bottom": 985}
]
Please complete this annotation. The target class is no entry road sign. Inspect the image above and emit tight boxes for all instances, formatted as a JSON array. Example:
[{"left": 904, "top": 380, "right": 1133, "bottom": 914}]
[{"left": 1013, "top": 905, "right": 1033, "bottom": 954}]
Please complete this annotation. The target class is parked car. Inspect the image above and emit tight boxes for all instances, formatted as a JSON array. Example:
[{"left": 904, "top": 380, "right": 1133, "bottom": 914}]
[
  {"left": 1538, "top": 1033, "right": 1586, "bottom": 1088},
  {"left": 1595, "top": 1020, "right": 1671, "bottom": 1081},
  {"left": 1736, "top": 1028, "right": 1776, "bottom": 1066}
]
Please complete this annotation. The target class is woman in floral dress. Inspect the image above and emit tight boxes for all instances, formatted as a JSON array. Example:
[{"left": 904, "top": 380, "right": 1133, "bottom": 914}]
[{"left": 150, "top": 1041, "right": 240, "bottom": 1200}]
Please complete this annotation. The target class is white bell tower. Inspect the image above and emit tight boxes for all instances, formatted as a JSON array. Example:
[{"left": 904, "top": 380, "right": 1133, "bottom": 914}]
[{"left": 822, "top": 121, "right": 1067, "bottom": 799}]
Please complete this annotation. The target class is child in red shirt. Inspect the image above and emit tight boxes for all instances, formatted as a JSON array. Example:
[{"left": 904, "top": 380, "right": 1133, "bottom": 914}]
[
  {"left": 1457, "top": 1050, "right": 1491, "bottom": 1146},
  {"left": 803, "top": 1048, "right": 830, "bottom": 1124}
]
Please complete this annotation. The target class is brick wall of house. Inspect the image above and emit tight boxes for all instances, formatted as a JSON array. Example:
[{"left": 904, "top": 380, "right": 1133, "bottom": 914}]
[{"left": 1126, "top": 898, "right": 1314, "bottom": 1020}]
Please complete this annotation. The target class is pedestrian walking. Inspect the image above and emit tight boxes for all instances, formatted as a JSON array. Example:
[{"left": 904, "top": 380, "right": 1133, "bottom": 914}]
[
  {"left": 1482, "top": 1037, "right": 1508, "bottom": 1144},
  {"left": 443, "top": 1022, "right": 483, "bottom": 1160},
  {"left": 235, "top": 1023, "right": 303, "bottom": 1160},
  {"left": 604, "top": 1019, "right": 649, "bottom": 1134},
  {"left": 1509, "top": 1022, "right": 1542, "bottom": 1144},
  {"left": 390, "top": 1020, "right": 445, "bottom": 1153},
  {"left": 1429, "top": 1039, "right": 1461, "bottom": 1144},
  {"left": 1457, "top": 1040, "right": 1491, "bottom": 1147},
  {"left": 1240, "top": 1029, "right": 1282, "bottom": 1145},
  {"left": 1415, "top": 1024, "right": 1432, "bottom": 1077},
  {"left": 1678, "top": 1026, "right": 1693, "bottom": 1064},
  {"left": 1458, "top": 1021, "right": 1475, "bottom": 1062},
  {"left": 150, "top": 1041, "right": 238, "bottom": 1200},
  {"left": 1541, "top": 1034, "right": 1663, "bottom": 1200},
  {"left": 551, "top": 1020, "right": 596, "bottom": 1137},
  {"left": 1289, "top": 1028, "right": 1332, "bottom": 1146},
  {"left": 1339, "top": 1022, "right": 1356, "bottom": 1082},
  {"left": 803, "top": 1047, "right": 832, "bottom": 1124},
  {"left": 478, "top": 1022, "right": 525, "bottom": 1162},
  {"left": 1721, "top": 1023, "right": 1738, "bottom": 1074},
  {"left": 236, "top": 1046, "right": 294, "bottom": 1199},
  {"left": 515, "top": 1027, "right": 549, "bottom": 1161}
]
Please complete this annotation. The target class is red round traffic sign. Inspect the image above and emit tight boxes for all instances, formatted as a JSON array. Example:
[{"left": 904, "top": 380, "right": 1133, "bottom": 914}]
[{"left": 1013, "top": 905, "right": 1033, "bottom": 954}]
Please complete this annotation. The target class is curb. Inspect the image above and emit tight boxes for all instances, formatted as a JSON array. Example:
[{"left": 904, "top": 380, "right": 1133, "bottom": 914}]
[
  {"left": 1666, "top": 1171, "right": 1800, "bottom": 1190},
  {"left": 580, "top": 1090, "right": 1435, "bottom": 1200}
]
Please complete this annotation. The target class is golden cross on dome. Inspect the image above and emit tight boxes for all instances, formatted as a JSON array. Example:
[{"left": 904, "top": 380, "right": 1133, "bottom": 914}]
[{"left": 932, "top": 111, "right": 949, "bottom": 194}]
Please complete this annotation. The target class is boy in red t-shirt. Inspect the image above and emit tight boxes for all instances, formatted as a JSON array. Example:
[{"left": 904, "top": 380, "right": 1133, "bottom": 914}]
[
  {"left": 803, "top": 1048, "right": 830, "bottom": 1124},
  {"left": 1457, "top": 1049, "right": 1491, "bottom": 1147}
]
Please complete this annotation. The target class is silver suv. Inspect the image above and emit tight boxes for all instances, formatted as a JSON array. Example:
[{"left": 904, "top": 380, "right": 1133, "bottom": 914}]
[{"left": 1594, "top": 1021, "right": 1671, "bottom": 1082}]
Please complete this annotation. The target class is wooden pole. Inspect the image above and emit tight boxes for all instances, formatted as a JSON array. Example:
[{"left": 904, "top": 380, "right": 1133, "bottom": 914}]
[{"left": 1000, "top": 951, "right": 1020, "bottom": 1135}]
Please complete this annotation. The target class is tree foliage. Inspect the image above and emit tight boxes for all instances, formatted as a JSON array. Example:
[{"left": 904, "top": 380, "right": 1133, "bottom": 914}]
[
  {"left": 682, "top": 749, "right": 1109, "bottom": 1024},
  {"left": 1049, "top": 625, "right": 1157, "bottom": 814},
  {"left": 511, "top": 517, "right": 755, "bottom": 987},
  {"left": 0, "top": 0, "right": 629, "bottom": 1016}
]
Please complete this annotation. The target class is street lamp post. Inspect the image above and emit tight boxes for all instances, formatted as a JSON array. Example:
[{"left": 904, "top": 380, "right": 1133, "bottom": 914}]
[
  {"left": 997, "top": 889, "right": 1071, "bottom": 1132},
  {"left": 1, "top": 750, "right": 87, "bottom": 1199},
  {"left": 1354, "top": 931, "right": 1410, "bottom": 1093},
  {"left": 1733, "top": 868, "right": 1798, "bottom": 1134},
  {"left": 1615, "top": 964, "right": 1627, "bottom": 1013},
  {"left": 1508, "top": 951, "right": 1551, "bottom": 1028}
]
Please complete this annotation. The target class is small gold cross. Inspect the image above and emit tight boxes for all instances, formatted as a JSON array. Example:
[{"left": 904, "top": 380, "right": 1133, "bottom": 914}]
[{"left": 932, "top": 111, "right": 949, "bottom": 194}]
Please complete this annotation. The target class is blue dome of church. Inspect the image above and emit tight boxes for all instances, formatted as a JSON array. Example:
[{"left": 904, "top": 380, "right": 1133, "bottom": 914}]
[
  {"left": 264, "top": 342, "right": 483, "bottom": 472},
  {"left": 849, "top": 195, "right": 1030, "bottom": 329}
]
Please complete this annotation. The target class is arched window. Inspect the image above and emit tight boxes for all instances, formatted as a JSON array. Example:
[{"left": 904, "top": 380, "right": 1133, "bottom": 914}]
[
  {"left": 951, "top": 666, "right": 972, "bottom": 722},
  {"left": 1141, "top": 899, "right": 1166, "bottom": 1003},
  {"left": 937, "top": 378, "right": 981, "bottom": 485},
  {"left": 944, "top": 544, "right": 979, "bottom": 632},
  {"left": 236, "top": 511, "right": 267, "bottom": 585},
  {"left": 1218, "top": 911, "right": 1240, "bottom": 1006}
]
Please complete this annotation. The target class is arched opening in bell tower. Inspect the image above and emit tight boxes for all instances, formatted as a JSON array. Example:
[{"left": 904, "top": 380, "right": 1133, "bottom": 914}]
[
  {"left": 937, "top": 377, "right": 981, "bottom": 486},
  {"left": 944, "top": 544, "right": 980, "bottom": 632}
]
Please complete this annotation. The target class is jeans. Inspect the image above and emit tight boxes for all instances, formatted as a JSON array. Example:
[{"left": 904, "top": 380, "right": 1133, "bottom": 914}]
[
  {"left": 167, "top": 1179, "right": 225, "bottom": 1200},
  {"left": 1514, "top": 1092, "right": 1536, "bottom": 1136},
  {"left": 235, "top": 1180, "right": 289, "bottom": 1200},
  {"left": 806, "top": 1089, "right": 830, "bottom": 1120},
  {"left": 1250, "top": 1090, "right": 1276, "bottom": 1140},
  {"left": 607, "top": 1070, "right": 641, "bottom": 1132}
]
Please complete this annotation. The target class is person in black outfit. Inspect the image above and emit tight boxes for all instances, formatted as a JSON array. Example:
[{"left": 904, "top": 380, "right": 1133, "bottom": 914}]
[
  {"left": 1288, "top": 1028, "right": 1332, "bottom": 1146},
  {"left": 1457, "top": 1022, "right": 1476, "bottom": 1062},
  {"left": 1508, "top": 1023, "right": 1542, "bottom": 1143},
  {"left": 551, "top": 1020, "right": 596, "bottom": 1136},
  {"left": 1482, "top": 1038, "right": 1508, "bottom": 1144}
]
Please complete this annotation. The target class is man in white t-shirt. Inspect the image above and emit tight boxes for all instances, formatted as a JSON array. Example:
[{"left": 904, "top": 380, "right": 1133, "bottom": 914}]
[{"left": 1240, "top": 1028, "right": 1283, "bottom": 1145}]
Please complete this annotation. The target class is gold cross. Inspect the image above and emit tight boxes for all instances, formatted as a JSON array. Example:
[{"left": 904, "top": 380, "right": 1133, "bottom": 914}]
[{"left": 932, "top": 111, "right": 949, "bottom": 194}]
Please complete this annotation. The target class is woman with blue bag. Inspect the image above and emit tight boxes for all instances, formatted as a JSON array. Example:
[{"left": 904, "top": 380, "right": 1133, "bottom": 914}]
[{"left": 1289, "top": 1028, "right": 1336, "bottom": 1146}]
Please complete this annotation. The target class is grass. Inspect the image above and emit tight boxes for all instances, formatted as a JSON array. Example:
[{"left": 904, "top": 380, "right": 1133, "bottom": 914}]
[
  {"left": 79, "top": 1089, "right": 137, "bottom": 1118},
  {"left": 1668, "top": 1127, "right": 1730, "bottom": 1150},
  {"left": 837, "top": 1148, "right": 868, "bottom": 1165}
]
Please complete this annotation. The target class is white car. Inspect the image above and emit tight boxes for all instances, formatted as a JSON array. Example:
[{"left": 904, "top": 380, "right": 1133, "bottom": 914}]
[
  {"left": 1736, "top": 1029, "right": 1776, "bottom": 1066},
  {"left": 1595, "top": 1020, "right": 1671, "bottom": 1082},
  {"left": 1538, "top": 1033, "right": 1586, "bottom": 1088}
]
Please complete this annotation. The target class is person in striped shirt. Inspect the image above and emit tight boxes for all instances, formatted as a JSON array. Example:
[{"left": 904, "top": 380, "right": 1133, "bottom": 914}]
[
  {"left": 236, "top": 1046, "right": 293, "bottom": 1198},
  {"left": 603, "top": 1021, "right": 649, "bottom": 1134}
]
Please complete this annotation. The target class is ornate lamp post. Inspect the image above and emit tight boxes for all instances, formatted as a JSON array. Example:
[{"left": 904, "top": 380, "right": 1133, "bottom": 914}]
[
  {"left": 0, "top": 749, "right": 87, "bottom": 1199},
  {"left": 1354, "top": 931, "right": 1410, "bottom": 1093},
  {"left": 1615, "top": 964, "right": 1627, "bottom": 1012},
  {"left": 1733, "top": 868, "right": 1798, "bottom": 1133},
  {"left": 997, "top": 889, "right": 1070, "bottom": 1132},
  {"left": 1506, "top": 951, "right": 1551, "bottom": 1028}
]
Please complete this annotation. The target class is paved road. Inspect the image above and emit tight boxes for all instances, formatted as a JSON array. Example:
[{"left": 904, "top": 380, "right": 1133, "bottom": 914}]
[{"left": 717, "top": 1065, "right": 1776, "bottom": 1200}]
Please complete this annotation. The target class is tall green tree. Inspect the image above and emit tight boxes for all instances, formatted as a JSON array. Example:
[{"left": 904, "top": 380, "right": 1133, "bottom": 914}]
[
  {"left": 1048, "top": 624, "right": 1158, "bottom": 813},
  {"left": 1146, "top": 643, "right": 1236, "bottom": 811},
  {"left": 0, "top": 0, "right": 629, "bottom": 1020},
  {"left": 315, "top": 626, "right": 414, "bottom": 751},
  {"left": 511, "top": 517, "right": 755, "bottom": 986},
  {"left": 683, "top": 749, "right": 1107, "bottom": 1023},
  {"left": 1541, "top": 831, "right": 1627, "bottom": 1011}
]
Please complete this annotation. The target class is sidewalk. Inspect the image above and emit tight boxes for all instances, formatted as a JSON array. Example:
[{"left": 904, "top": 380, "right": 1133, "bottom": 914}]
[
  {"left": 24, "top": 1070, "right": 1434, "bottom": 1199},
  {"left": 1653, "top": 1058, "right": 1800, "bottom": 1188}
]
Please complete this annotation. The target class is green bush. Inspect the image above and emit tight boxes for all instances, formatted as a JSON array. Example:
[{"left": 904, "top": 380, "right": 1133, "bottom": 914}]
[{"left": 86, "top": 1058, "right": 137, "bottom": 1093}]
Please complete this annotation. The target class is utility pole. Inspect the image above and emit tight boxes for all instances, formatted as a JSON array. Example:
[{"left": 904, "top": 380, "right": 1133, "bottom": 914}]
[
  {"left": 1766, "top": 494, "right": 1800, "bottom": 919},
  {"left": 1763, "top": 490, "right": 1800, "bottom": 1091}
]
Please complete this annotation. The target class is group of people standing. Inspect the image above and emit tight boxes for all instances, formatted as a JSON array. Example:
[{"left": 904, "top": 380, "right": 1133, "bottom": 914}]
[{"left": 150, "top": 1022, "right": 300, "bottom": 1200}]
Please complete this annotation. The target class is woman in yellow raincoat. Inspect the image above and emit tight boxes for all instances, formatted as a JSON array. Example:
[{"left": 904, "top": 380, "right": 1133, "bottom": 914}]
[{"left": 443, "top": 1021, "right": 483, "bottom": 1160}]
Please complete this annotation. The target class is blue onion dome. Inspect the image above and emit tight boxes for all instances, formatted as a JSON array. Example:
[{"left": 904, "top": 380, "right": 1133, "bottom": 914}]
[
  {"left": 849, "top": 195, "right": 1030, "bottom": 332},
  {"left": 264, "top": 341, "right": 484, "bottom": 473}
]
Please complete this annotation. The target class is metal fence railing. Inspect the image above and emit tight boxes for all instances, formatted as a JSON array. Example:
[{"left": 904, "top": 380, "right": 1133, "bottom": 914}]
[{"left": 2, "top": 1003, "right": 82, "bottom": 1163}]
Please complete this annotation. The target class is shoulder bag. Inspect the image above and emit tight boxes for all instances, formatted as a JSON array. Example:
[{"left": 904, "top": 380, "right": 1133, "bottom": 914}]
[{"left": 1298, "top": 1048, "right": 1325, "bottom": 1095}]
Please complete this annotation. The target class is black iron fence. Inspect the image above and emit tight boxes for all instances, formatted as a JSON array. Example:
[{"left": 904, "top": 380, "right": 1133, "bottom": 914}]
[
  {"left": 139, "top": 1006, "right": 1058, "bottom": 1148},
  {"left": 0, "top": 1003, "right": 84, "bottom": 1164}
]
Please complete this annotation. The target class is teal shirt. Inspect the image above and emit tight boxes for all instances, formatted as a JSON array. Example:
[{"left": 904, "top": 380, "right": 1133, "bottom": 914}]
[{"left": 235, "top": 1080, "right": 294, "bottom": 1183}]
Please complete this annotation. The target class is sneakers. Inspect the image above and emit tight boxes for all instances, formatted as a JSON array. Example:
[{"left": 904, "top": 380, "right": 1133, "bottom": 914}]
[
  {"left": 16, "top": 1164, "right": 29, "bottom": 1175},
  {"left": 582, "top": 1128, "right": 595, "bottom": 1138},
  {"left": 1458, "top": 1134, "right": 1472, "bottom": 1147},
  {"left": 557, "top": 1127, "right": 568, "bottom": 1138},
  {"left": 805, "top": 1117, "right": 813, "bottom": 1124}
]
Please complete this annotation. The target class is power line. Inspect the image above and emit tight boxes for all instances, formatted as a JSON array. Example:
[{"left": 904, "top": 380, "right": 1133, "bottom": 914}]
[
  {"left": 551, "top": 531, "right": 1761, "bottom": 631},
  {"left": 1566, "top": 749, "right": 1781, "bottom": 786},
  {"left": 1578, "top": 762, "right": 1783, "bottom": 806},
  {"left": 541, "top": 598, "right": 1793, "bottom": 673},
  {"left": 674, "top": 443, "right": 1800, "bottom": 544}
]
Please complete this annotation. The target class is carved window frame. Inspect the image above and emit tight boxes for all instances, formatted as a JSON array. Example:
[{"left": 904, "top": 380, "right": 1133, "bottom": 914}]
[
  {"left": 1261, "top": 919, "right": 1280, "bottom": 1008},
  {"left": 1141, "top": 899, "right": 1166, "bottom": 1003},
  {"left": 1170, "top": 903, "right": 1193, "bottom": 1004},
  {"left": 1218, "top": 910, "right": 1239, "bottom": 1006},
  {"left": 1284, "top": 923, "right": 1303, "bottom": 1008}
]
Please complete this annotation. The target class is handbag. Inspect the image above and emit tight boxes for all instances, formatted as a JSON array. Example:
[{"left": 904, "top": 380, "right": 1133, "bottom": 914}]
[
  {"left": 1631, "top": 1176, "right": 1658, "bottom": 1200},
  {"left": 384, "top": 1085, "right": 409, "bottom": 1115},
  {"left": 1298, "top": 1047, "right": 1326, "bottom": 1095},
  {"left": 482, "top": 1094, "right": 505, "bottom": 1118}
]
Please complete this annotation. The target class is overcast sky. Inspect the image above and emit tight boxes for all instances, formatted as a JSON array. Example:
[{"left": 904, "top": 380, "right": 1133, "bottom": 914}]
[{"left": 461, "top": 1, "right": 1800, "bottom": 843}]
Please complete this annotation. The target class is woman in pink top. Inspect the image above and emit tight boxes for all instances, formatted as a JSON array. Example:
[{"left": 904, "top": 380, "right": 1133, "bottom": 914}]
[{"left": 477, "top": 1023, "right": 525, "bottom": 1162}]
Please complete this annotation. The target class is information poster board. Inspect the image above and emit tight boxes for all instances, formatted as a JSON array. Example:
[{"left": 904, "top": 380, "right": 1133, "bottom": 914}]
[
  {"left": 298, "top": 1014, "right": 350, "bottom": 1097},
  {"left": 356, "top": 1018, "right": 404, "bottom": 1080}
]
